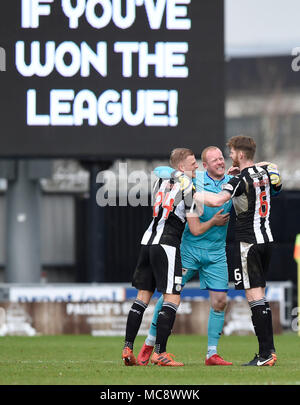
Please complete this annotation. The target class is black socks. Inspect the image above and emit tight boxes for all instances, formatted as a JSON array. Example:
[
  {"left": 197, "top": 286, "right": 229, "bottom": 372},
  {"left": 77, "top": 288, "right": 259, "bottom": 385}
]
[
  {"left": 124, "top": 299, "right": 148, "bottom": 350},
  {"left": 249, "top": 298, "right": 275, "bottom": 358},
  {"left": 154, "top": 302, "right": 178, "bottom": 354}
]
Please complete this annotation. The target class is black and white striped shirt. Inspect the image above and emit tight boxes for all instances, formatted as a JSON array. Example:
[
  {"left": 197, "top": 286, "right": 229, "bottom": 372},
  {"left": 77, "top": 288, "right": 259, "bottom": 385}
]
[
  {"left": 222, "top": 165, "right": 274, "bottom": 244},
  {"left": 141, "top": 178, "right": 194, "bottom": 248}
]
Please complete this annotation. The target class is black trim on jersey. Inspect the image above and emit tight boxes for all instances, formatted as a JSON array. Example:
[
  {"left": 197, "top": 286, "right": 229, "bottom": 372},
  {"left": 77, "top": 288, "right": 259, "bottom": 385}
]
[
  {"left": 148, "top": 207, "right": 163, "bottom": 245},
  {"left": 148, "top": 178, "right": 163, "bottom": 245}
]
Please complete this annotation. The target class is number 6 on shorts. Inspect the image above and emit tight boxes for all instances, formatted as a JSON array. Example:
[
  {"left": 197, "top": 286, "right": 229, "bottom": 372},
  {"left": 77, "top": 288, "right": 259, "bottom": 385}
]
[{"left": 234, "top": 268, "right": 243, "bottom": 288}]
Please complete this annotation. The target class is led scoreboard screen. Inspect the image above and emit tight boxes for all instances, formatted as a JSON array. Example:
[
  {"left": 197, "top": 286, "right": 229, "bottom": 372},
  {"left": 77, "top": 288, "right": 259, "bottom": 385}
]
[{"left": 0, "top": 0, "right": 224, "bottom": 159}]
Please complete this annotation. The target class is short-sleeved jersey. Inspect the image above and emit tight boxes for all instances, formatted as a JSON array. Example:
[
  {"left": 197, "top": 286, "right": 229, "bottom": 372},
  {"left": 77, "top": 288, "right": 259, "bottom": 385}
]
[
  {"left": 182, "top": 171, "right": 232, "bottom": 250},
  {"left": 141, "top": 177, "right": 195, "bottom": 248},
  {"left": 222, "top": 165, "right": 273, "bottom": 244}
]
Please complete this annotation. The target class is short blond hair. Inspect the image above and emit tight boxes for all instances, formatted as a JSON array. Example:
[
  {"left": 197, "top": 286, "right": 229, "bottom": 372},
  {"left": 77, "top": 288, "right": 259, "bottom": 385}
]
[
  {"left": 169, "top": 148, "right": 194, "bottom": 169},
  {"left": 201, "top": 146, "right": 219, "bottom": 162}
]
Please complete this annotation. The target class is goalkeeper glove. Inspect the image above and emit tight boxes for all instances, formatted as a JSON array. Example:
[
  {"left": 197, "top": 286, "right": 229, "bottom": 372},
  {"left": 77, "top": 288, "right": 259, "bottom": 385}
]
[
  {"left": 171, "top": 170, "right": 194, "bottom": 194},
  {"left": 267, "top": 163, "right": 282, "bottom": 187}
]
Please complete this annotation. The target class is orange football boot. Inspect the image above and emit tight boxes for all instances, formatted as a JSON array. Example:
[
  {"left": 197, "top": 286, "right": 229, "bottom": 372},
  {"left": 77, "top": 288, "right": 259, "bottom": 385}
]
[
  {"left": 151, "top": 352, "right": 184, "bottom": 367},
  {"left": 137, "top": 343, "right": 154, "bottom": 366},
  {"left": 122, "top": 347, "right": 137, "bottom": 366}
]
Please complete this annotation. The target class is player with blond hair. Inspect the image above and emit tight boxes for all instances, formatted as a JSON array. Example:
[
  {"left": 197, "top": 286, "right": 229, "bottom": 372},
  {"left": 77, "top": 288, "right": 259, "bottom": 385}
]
[
  {"left": 123, "top": 148, "right": 209, "bottom": 367},
  {"left": 138, "top": 146, "right": 233, "bottom": 366}
]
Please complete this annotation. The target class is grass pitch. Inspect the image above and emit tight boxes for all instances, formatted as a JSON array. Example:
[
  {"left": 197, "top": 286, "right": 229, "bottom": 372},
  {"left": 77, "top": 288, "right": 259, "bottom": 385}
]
[{"left": 0, "top": 333, "right": 299, "bottom": 386}]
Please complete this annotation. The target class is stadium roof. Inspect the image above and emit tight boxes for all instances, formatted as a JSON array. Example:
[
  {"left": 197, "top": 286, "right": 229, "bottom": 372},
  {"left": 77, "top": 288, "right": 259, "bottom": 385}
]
[{"left": 225, "top": 0, "right": 300, "bottom": 58}]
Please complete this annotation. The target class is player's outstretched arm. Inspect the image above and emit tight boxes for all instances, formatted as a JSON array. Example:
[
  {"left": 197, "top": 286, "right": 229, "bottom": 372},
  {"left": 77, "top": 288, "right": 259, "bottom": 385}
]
[
  {"left": 154, "top": 166, "right": 204, "bottom": 180},
  {"left": 193, "top": 190, "right": 231, "bottom": 209},
  {"left": 227, "top": 162, "right": 276, "bottom": 176},
  {"left": 256, "top": 161, "right": 275, "bottom": 167},
  {"left": 153, "top": 166, "right": 173, "bottom": 179}
]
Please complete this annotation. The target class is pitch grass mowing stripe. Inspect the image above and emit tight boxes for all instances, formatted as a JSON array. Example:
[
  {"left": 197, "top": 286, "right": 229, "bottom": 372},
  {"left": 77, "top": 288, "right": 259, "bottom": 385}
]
[{"left": 0, "top": 334, "right": 299, "bottom": 385}]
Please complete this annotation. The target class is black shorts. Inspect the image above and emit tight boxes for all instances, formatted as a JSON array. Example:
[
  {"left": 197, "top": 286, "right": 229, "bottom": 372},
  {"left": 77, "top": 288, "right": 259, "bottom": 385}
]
[
  {"left": 132, "top": 244, "right": 183, "bottom": 295},
  {"left": 233, "top": 242, "right": 273, "bottom": 290}
]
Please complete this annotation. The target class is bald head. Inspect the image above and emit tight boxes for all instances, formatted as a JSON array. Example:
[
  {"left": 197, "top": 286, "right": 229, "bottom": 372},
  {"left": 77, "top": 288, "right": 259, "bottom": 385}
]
[{"left": 201, "top": 146, "right": 225, "bottom": 180}]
